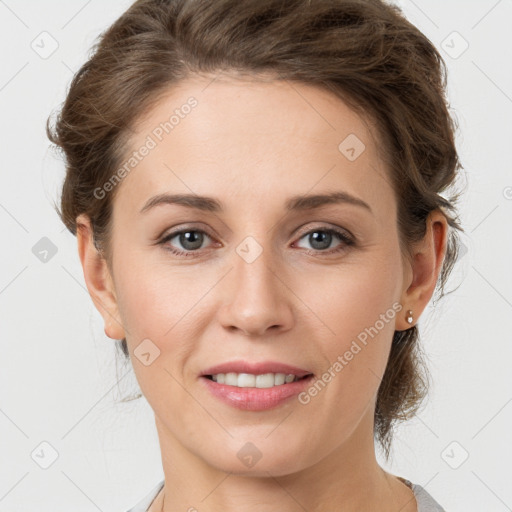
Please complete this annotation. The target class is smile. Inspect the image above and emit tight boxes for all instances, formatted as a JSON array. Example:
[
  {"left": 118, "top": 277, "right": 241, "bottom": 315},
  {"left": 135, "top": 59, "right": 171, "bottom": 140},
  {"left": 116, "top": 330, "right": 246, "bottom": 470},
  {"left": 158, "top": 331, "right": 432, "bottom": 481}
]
[{"left": 206, "top": 372, "right": 308, "bottom": 388}]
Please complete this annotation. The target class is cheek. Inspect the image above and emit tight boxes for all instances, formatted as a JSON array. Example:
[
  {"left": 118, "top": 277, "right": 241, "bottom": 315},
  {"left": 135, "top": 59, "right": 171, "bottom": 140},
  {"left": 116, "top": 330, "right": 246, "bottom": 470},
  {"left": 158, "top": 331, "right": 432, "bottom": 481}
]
[
  {"left": 112, "top": 255, "right": 205, "bottom": 406},
  {"left": 296, "top": 248, "right": 402, "bottom": 348},
  {"left": 292, "top": 247, "right": 403, "bottom": 403},
  {"left": 114, "top": 250, "right": 211, "bottom": 344}
]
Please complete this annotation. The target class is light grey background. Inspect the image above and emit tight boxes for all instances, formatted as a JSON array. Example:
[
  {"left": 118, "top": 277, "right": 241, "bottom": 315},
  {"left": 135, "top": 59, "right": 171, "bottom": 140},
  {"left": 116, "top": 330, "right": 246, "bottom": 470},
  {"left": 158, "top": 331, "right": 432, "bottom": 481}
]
[{"left": 0, "top": 1, "right": 511, "bottom": 511}]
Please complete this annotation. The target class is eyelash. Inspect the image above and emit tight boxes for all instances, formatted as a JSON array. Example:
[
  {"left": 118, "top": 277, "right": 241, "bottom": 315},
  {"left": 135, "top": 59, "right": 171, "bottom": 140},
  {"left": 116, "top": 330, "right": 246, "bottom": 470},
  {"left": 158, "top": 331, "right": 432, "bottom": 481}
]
[{"left": 158, "top": 226, "right": 355, "bottom": 258}]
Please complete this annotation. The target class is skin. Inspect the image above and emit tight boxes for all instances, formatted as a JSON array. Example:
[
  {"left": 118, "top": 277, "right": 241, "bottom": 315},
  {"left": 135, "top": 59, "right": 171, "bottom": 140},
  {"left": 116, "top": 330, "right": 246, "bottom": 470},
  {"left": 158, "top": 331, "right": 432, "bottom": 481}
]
[{"left": 76, "top": 74, "right": 447, "bottom": 512}]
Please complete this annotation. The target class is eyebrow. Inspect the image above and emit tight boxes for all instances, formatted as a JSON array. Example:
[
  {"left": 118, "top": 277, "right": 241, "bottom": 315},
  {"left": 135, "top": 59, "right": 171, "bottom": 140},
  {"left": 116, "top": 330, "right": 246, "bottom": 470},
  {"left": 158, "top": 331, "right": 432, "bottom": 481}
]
[{"left": 140, "top": 191, "right": 372, "bottom": 214}]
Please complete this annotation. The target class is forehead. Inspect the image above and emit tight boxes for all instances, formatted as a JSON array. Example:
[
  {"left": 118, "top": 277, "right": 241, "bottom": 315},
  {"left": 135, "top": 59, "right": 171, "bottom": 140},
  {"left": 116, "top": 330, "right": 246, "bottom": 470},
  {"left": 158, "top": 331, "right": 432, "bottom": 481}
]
[{"left": 114, "top": 74, "right": 394, "bottom": 218}]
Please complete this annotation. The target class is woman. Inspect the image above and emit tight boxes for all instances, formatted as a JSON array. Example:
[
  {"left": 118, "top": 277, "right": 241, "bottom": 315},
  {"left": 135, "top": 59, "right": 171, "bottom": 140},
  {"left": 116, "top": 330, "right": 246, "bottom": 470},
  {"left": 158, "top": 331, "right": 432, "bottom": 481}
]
[{"left": 47, "top": 0, "right": 464, "bottom": 510}]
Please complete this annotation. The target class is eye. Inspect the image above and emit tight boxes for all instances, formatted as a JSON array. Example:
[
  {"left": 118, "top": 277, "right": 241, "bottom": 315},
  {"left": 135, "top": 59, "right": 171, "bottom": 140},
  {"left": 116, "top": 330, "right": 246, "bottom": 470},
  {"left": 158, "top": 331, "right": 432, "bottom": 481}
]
[
  {"left": 159, "top": 228, "right": 214, "bottom": 257},
  {"left": 294, "top": 227, "right": 355, "bottom": 255},
  {"left": 158, "top": 225, "right": 355, "bottom": 258}
]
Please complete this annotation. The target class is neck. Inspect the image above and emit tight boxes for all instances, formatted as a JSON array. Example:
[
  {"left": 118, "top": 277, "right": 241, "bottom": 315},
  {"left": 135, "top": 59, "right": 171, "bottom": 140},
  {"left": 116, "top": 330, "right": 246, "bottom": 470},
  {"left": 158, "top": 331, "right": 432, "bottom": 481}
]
[{"left": 149, "top": 409, "right": 416, "bottom": 512}]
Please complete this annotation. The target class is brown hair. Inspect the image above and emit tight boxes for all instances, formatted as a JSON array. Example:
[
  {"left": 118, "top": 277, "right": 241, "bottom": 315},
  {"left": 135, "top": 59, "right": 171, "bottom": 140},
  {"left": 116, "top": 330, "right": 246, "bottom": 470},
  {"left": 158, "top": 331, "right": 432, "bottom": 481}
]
[{"left": 46, "top": 0, "right": 465, "bottom": 460}]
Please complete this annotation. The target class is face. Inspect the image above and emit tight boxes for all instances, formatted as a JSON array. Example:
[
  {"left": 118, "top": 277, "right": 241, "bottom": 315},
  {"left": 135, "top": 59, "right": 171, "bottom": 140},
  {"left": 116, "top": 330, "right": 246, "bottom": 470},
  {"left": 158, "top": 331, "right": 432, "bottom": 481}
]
[{"left": 99, "top": 75, "right": 414, "bottom": 476}]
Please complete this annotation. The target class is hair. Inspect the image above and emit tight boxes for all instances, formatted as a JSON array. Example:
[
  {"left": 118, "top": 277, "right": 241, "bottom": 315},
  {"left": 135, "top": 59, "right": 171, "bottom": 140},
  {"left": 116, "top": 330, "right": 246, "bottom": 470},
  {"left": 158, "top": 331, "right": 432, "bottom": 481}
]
[{"left": 46, "top": 0, "right": 465, "bottom": 460}]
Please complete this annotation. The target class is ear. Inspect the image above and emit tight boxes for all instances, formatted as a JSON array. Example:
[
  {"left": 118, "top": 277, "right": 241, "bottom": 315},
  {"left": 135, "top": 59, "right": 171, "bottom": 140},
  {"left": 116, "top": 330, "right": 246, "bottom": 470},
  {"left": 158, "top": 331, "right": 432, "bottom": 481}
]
[
  {"left": 397, "top": 209, "right": 449, "bottom": 331},
  {"left": 76, "top": 214, "right": 126, "bottom": 340}
]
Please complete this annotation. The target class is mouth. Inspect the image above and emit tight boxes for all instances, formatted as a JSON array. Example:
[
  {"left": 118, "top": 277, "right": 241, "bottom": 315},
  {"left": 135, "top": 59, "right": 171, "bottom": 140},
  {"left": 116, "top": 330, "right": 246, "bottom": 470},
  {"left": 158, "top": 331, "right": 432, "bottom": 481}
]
[
  {"left": 203, "top": 372, "right": 312, "bottom": 388},
  {"left": 199, "top": 361, "right": 315, "bottom": 411},
  {"left": 200, "top": 370, "right": 314, "bottom": 411},
  {"left": 200, "top": 360, "right": 314, "bottom": 386}
]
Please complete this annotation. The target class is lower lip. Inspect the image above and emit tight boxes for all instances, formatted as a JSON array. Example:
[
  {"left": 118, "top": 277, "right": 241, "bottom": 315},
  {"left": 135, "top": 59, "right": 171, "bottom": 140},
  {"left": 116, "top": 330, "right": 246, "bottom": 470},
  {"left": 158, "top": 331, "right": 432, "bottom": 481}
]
[{"left": 200, "top": 375, "right": 315, "bottom": 411}]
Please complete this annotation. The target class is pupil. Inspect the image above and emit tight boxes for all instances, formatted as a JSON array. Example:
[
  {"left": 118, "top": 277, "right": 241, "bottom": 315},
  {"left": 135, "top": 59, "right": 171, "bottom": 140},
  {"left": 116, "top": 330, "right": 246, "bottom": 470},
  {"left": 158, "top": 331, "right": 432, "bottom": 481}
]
[
  {"left": 310, "top": 231, "right": 331, "bottom": 250},
  {"left": 180, "top": 231, "right": 203, "bottom": 250}
]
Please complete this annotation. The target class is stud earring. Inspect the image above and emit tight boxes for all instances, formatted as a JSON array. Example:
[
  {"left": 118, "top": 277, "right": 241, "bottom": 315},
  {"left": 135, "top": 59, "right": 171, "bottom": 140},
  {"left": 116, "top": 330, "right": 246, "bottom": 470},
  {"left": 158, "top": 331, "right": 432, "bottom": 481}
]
[{"left": 406, "top": 310, "right": 414, "bottom": 324}]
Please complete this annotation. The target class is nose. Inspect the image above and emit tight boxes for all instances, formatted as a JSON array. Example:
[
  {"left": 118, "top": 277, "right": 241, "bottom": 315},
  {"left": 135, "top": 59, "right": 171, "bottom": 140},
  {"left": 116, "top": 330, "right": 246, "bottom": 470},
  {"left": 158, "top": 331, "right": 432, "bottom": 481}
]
[{"left": 217, "top": 245, "right": 294, "bottom": 337}]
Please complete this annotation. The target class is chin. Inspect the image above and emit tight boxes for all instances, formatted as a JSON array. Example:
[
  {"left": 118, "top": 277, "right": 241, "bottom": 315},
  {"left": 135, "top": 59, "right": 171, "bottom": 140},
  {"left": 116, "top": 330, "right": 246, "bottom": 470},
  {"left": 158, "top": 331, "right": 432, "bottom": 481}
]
[
  {"left": 196, "top": 434, "right": 314, "bottom": 477},
  {"left": 208, "top": 455, "right": 305, "bottom": 478}
]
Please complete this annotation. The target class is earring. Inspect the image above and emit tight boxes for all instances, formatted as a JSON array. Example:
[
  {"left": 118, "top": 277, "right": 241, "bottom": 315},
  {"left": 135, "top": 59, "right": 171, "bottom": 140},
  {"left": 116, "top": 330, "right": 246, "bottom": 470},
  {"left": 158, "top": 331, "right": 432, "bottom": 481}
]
[{"left": 406, "top": 310, "right": 414, "bottom": 324}]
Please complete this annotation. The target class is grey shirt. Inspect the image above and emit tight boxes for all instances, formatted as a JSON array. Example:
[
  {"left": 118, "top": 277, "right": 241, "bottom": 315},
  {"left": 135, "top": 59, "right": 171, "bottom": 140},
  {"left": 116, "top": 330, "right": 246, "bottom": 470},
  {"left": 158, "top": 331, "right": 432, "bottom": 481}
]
[{"left": 126, "top": 477, "right": 446, "bottom": 511}]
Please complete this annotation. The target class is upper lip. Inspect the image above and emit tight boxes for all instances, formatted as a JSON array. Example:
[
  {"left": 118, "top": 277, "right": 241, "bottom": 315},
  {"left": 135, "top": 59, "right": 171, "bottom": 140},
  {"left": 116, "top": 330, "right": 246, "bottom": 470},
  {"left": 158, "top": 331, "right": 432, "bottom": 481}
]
[{"left": 201, "top": 360, "right": 313, "bottom": 378}]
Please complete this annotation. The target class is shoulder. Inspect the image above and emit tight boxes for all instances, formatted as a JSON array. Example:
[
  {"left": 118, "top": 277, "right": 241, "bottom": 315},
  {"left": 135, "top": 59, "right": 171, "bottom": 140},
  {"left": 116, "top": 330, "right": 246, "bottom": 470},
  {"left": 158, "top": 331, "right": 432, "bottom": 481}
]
[
  {"left": 125, "top": 480, "right": 165, "bottom": 512},
  {"left": 401, "top": 478, "right": 447, "bottom": 512}
]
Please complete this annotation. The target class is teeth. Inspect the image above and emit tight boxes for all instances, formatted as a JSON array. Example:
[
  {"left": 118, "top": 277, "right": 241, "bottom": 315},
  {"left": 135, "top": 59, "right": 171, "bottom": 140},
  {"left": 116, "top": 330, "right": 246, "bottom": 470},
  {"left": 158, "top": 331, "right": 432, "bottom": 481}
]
[{"left": 210, "top": 372, "right": 302, "bottom": 388}]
